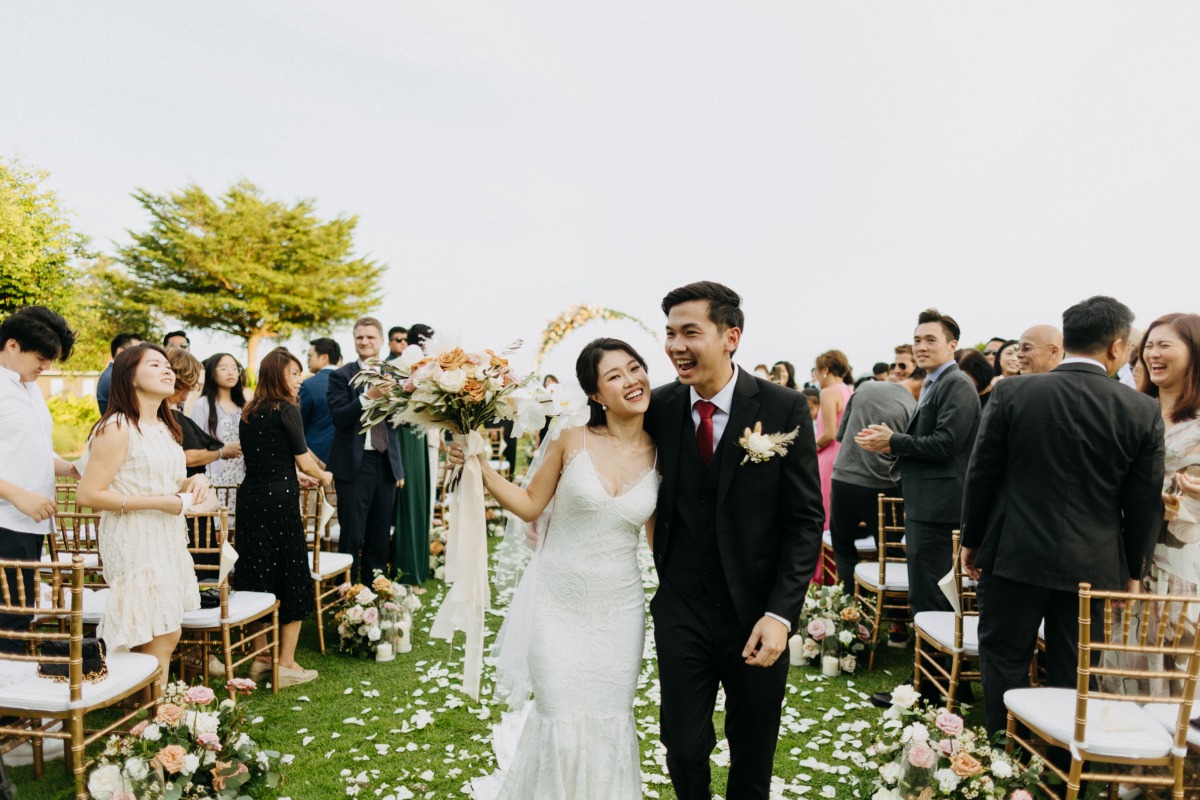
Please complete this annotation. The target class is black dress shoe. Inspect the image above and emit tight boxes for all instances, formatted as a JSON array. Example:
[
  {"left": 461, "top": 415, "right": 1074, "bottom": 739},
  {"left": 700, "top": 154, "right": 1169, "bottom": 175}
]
[{"left": 870, "top": 691, "right": 894, "bottom": 709}]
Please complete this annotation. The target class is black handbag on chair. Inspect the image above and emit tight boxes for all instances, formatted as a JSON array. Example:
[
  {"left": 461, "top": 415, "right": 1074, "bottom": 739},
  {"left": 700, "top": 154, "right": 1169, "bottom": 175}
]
[{"left": 36, "top": 638, "right": 108, "bottom": 684}]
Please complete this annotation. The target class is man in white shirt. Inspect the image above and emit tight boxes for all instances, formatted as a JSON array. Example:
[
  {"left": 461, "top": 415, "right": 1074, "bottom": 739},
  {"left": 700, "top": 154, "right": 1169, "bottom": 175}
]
[{"left": 0, "top": 306, "right": 79, "bottom": 649}]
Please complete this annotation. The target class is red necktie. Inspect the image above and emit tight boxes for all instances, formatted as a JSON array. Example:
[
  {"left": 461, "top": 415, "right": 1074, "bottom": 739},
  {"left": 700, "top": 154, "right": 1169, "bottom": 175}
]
[{"left": 695, "top": 400, "right": 717, "bottom": 466}]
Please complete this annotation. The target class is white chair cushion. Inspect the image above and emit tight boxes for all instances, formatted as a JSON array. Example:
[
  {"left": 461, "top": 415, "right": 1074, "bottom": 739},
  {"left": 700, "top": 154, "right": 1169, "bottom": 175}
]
[
  {"left": 913, "top": 611, "right": 979, "bottom": 655},
  {"left": 40, "top": 552, "right": 101, "bottom": 568},
  {"left": 308, "top": 551, "right": 353, "bottom": 580},
  {"left": 1141, "top": 702, "right": 1200, "bottom": 748},
  {"left": 1004, "top": 687, "right": 1174, "bottom": 759},
  {"left": 821, "top": 530, "right": 877, "bottom": 554},
  {"left": 180, "top": 591, "right": 277, "bottom": 628},
  {"left": 0, "top": 651, "right": 159, "bottom": 712},
  {"left": 32, "top": 587, "right": 109, "bottom": 626},
  {"left": 854, "top": 561, "right": 909, "bottom": 592}
]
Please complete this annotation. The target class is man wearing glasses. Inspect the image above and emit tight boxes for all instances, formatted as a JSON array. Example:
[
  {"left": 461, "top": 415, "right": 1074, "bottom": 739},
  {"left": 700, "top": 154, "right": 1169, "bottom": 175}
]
[
  {"left": 386, "top": 326, "right": 408, "bottom": 361},
  {"left": 980, "top": 337, "right": 1007, "bottom": 368},
  {"left": 888, "top": 344, "right": 914, "bottom": 382},
  {"left": 1015, "top": 324, "right": 1063, "bottom": 374}
]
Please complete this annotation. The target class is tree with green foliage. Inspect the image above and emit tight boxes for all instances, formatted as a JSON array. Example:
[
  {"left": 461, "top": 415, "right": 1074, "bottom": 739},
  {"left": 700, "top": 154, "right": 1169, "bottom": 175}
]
[
  {"left": 0, "top": 157, "right": 90, "bottom": 314},
  {"left": 64, "top": 256, "right": 160, "bottom": 371},
  {"left": 119, "top": 180, "right": 385, "bottom": 370}
]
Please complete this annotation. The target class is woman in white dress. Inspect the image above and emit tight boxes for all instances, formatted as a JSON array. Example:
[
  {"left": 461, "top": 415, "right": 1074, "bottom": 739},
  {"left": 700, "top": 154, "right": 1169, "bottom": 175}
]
[
  {"left": 471, "top": 338, "right": 658, "bottom": 800},
  {"left": 190, "top": 353, "right": 247, "bottom": 515},
  {"left": 78, "top": 344, "right": 206, "bottom": 691}
]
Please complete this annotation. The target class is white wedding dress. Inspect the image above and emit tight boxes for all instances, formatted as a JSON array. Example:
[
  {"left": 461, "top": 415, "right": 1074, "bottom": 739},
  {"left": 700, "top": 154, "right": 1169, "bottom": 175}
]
[{"left": 473, "top": 432, "right": 658, "bottom": 800}]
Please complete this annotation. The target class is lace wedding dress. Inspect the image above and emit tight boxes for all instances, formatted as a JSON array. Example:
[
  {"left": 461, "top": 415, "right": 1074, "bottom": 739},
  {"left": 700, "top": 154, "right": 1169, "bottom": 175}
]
[{"left": 472, "top": 433, "right": 658, "bottom": 800}]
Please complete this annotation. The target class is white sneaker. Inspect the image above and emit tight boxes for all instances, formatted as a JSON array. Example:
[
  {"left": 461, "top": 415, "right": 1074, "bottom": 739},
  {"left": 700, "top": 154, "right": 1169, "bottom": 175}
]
[{"left": 277, "top": 666, "right": 318, "bottom": 688}]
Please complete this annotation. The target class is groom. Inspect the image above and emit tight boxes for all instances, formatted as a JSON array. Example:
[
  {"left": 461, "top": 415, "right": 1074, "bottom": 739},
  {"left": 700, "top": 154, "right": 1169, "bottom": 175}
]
[{"left": 647, "top": 282, "right": 824, "bottom": 800}]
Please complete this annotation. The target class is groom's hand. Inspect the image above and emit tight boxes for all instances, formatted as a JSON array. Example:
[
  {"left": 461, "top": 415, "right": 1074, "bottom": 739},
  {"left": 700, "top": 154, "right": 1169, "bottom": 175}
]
[{"left": 742, "top": 616, "right": 789, "bottom": 667}]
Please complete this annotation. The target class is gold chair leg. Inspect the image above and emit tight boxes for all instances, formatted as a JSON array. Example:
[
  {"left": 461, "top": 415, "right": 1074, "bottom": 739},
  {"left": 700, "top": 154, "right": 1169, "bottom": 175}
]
[
  {"left": 314, "top": 582, "right": 326, "bottom": 655},
  {"left": 947, "top": 655, "right": 961, "bottom": 714},
  {"left": 70, "top": 711, "right": 86, "bottom": 799},
  {"left": 867, "top": 590, "right": 883, "bottom": 671},
  {"left": 271, "top": 608, "right": 280, "bottom": 694}
]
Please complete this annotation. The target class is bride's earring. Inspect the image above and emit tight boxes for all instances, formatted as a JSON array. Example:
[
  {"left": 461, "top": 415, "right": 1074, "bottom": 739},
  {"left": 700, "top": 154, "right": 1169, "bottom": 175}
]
[{"left": 601, "top": 403, "right": 607, "bottom": 411}]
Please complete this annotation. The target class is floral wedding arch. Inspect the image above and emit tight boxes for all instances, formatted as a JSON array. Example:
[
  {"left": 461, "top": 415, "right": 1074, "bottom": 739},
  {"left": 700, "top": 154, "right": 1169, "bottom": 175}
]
[{"left": 534, "top": 304, "right": 658, "bottom": 369}]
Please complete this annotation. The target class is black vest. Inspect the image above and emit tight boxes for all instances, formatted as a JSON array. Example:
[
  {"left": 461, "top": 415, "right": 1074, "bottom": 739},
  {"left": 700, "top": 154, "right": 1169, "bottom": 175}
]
[{"left": 664, "top": 406, "right": 733, "bottom": 606}]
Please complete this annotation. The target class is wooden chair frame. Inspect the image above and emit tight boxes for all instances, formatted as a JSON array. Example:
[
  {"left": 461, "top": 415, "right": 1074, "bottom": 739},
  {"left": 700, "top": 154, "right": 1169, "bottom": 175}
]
[
  {"left": 1005, "top": 583, "right": 1200, "bottom": 800},
  {"left": 912, "top": 530, "right": 979, "bottom": 711},
  {"left": 175, "top": 508, "right": 280, "bottom": 697},
  {"left": 301, "top": 486, "right": 351, "bottom": 654},
  {"left": 852, "top": 494, "right": 908, "bottom": 669},
  {"left": 0, "top": 556, "right": 161, "bottom": 799}
]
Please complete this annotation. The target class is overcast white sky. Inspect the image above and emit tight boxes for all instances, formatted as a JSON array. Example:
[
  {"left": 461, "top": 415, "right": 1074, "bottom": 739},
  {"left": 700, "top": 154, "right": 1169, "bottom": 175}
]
[{"left": 5, "top": 2, "right": 1200, "bottom": 385}]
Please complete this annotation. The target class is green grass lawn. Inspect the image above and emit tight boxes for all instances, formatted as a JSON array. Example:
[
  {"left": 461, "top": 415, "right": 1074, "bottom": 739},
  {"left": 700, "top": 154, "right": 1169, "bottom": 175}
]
[{"left": 9, "top": 542, "right": 987, "bottom": 800}]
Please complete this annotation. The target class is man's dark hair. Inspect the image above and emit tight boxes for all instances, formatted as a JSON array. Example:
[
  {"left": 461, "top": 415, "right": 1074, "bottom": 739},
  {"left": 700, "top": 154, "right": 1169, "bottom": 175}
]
[
  {"left": 661, "top": 281, "right": 744, "bottom": 333},
  {"left": 0, "top": 306, "right": 76, "bottom": 362},
  {"left": 1062, "top": 296, "right": 1134, "bottom": 355},
  {"left": 110, "top": 332, "right": 143, "bottom": 357},
  {"left": 908, "top": 366, "right": 928, "bottom": 380},
  {"left": 310, "top": 337, "right": 342, "bottom": 365},
  {"left": 986, "top": 336, "right": 1007, "bottom": 347},
  {"left": 872, "top": 361, "right": 890, "bottom": 376},
  {"left": 915, "top": 308, "right": 960, "bottom": 343},
  {"left": 388, "top": 326, "right": 408, "bottom": 341},
  {"left": 956, "top": 349, "right": 994, "bottom": 394},
  {"left": 164, "top": 330, "right": 189, "bottom": 346}
]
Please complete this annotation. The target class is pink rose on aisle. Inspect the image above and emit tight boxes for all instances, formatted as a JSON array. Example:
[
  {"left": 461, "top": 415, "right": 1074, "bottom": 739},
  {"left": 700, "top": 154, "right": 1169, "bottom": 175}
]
[
  {"left": 935, "top": 710, "right": 964, "bottom": 736},
  {"left": 197, "top": 731, "right": 222, "bottom": 751},
  {"left": 806, "top": 619, "right": 826, "bottom": 641},
  {"left": 907, "top": 743, "right": 936, "bottom": 769},
  {"left": 363, "top": 606, "right": 379, "bottom": 625},
  {"left": 1010, "top": 792, "right": 1034, "bottom": 800},
  {"left": 185, "top": 685, "right": 216, "bottom": 705}
]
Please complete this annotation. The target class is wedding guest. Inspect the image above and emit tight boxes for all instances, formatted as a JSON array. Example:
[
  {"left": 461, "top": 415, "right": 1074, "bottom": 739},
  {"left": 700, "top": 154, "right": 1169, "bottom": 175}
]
[
  {"left": 393, "top": 418, "right": 431, "bottom": 586},
  {"left": 77, "top": 344, "right": 207, "bottom": 691},
  {"left": 300, "top": 337, "right": 341, "bottom": 463},
  {"left": 872, "top": 362, "right": 890, "bottom": 381},
  {"left": 814, "top": 350, "right": 853, "bottom": 532},
  {"left": 0, "top": 307, "right": 79, "bottom": 651},
  {"left": 543, "top": 374, "right": 559, "bottom": 387},
  {"left": 1016, "top": 324, "right": 1064, "bottom": 374},
  {"left": 191, "top": 353, "right": 248, "bottom": 514},
  {"left": 956, "top": 348, "right": 995, "bottom": 411},
  {"left": 327, "top": 317, "right": 404, "bottom": 583},
  {"left": 829, "top": 375, "right": 914, "bottom": 594},
  {"left": 961, "top": 296, "right": 1163, "bottom": 735},
  {"left": 888, "top": 344, "right": 914, "bottom": 382},
  {"left": 97, "top": 332, "right": 142, "bottom": 414},
  {"left": 858, "top": 309, "right": 981, "bottom": 705},
  {"left": 1118, "top": 326, "right": 1142, "bottom": 388},
  {"left": 802, "top": 386, "right": 820, "bottom": 421},
  {"left": 771, "top": 360, "right": 797, "bottom": 389},
  {"left": 992, "top": 339, "right": 1021, "bottom": 381},
  {"left": 166, "top": 347, "right": 232, "bottom": 476},
  {"left": 237, "top": 349, "right": 332, "bottom": 687},
  {"left": 753, "top": 364, "right": 771, "bottom": 380},
  {"left": 407, "top": 323, "right": 435, "bottom": 349},
  {"left": 386, "top": 326, "right": 408, "bottom": 361},
  {"left": 981, "top": 337, "right": 1008, "bottom": 368},
  {"left": 164, "top": 330, "right": 190, "bottom": 351}
]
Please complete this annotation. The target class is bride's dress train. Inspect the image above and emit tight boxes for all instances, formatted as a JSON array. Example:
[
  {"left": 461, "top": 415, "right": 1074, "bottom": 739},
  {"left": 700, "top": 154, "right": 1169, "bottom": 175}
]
[{"left": 472, "top": 438, "right": 658, "bottom": 800}]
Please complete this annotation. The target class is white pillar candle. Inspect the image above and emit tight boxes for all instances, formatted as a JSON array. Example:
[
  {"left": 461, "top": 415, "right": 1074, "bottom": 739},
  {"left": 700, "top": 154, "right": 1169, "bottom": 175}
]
[
  {"left": 375, "top": 642, "right": 395, "bottom": 662},
  {"left": 787, "top": 635, "right": 805, "bottom": 666},
  {"left": 821, "top": 654, "right": 840, "bottom": 677},
  {"left": 396, "top": 614, "right": 413, "bottom": 654}
]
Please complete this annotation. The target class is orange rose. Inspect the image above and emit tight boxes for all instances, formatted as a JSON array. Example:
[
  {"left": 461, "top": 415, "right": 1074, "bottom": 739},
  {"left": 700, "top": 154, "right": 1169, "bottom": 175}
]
[
  {"left": 154, "top": 744, "right": 188, "bottom": 775},
  {"left": 839, "top": 607, "right": 861, "bottom": 623},
  {"left": 463, "top": 379, "right": 487, "bottom": 404},
  {"left": 436, "top": 348, "right": 468, "bottom": 370},
  {"left": 154, "top": 703, "right": 184, "bottom": 727},
  {"left": 211, "top": 761, "right": 231, "bottom": 791},
  {"left": 430, "top": 540, "right": 445, "bottom": 556},
  {"left": 372, "top": 575, "right": 393, "bottom": 594},
  {"left": 950, "top": 751, "right": 984, "bottom": 778}
]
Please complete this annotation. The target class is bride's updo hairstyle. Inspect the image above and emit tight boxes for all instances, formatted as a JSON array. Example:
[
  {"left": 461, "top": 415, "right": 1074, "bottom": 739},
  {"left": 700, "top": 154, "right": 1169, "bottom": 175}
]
[{"left": 576, "top": 338, "right": 649, "bottom": 427}]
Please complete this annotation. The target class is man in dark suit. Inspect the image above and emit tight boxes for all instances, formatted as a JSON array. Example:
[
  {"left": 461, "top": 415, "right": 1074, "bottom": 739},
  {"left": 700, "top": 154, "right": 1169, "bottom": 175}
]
[
  {"left": 647, "top": 282, "right": 824, "bottom": 800},
  {"left": 961, "top": 295, "right": 1164, "bottom": 735},
  {"left": 300, "top": 337, "right": 342, "bottom": 464},
  {"left": 327, "top": 317, "right": 404, "bottom": 583},
  {"left": 857, "top": 309, "right": 981, "bottom": 619}
]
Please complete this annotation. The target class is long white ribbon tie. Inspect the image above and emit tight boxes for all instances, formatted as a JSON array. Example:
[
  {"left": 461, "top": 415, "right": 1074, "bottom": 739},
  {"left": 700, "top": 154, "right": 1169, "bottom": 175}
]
[{"left": 429, "top": 430, "right": 492, "bottom": 700}]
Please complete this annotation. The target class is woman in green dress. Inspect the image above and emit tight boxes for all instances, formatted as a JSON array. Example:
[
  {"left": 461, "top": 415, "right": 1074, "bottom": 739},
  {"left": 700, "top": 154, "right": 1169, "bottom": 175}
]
[{"left": 392, "top": 324, "right": 435, "bottom": 585}]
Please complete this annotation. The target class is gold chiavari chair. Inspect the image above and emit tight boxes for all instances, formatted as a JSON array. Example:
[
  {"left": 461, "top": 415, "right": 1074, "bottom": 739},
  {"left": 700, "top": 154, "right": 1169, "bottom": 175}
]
[
  {"left": 301, "top": 486, "right": 352, "bottom": 654},
  {"left": 912, "top": 530, "right": 979, "bottom": 712},
  {"left": 0, "top": 556, "right": 161, "bottom": 799},
  {"left": 1004, "top": 583, "right": 1200, "bottom": 800},
  {"left": 54, "top": 481, "right": 78, "bottom": 514},
  {"left": 852, "top": 494, "right": 908, "bottom": 670},
  {"left": 819, "top": 523, "right": 877, "bottom": 587}
]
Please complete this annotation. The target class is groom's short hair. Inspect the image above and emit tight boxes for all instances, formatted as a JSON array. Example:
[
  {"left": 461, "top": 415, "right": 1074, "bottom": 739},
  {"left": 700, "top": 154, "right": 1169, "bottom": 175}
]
[{"left": 661, "top": 281, "right": 744, "bottom": 332}]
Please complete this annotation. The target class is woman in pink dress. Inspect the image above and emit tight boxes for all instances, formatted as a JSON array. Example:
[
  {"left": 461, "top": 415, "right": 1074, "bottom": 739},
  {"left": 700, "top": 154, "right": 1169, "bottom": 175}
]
[{"left": 814, "top": 350, "right": 853, "bottom": 542}]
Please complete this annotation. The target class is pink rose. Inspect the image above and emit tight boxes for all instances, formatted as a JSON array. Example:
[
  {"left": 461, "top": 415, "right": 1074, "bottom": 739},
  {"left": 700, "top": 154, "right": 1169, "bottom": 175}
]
[
  {"left": 907, "top": 743, "right": 936, "bottom": 769},
  {"left": 935, "top": 710, "right": 964, "bottom": 737},
  {"left": 806, "top": 619, "right": 826, "bottom": 641},
  {"left": 197, "top": 731, "right": 222, "bottom": 751},
  {"left": 130, "top": 719, "right": 149, "bottom": 737},
  {"left": 185, "top": 685, "right": 216, "bottom": 705},
  {"left": 363, "top": 607, "right": 379, "bottom": 625},
  {"left": 1010, "top": 792, "right": 1034, "bottom": 800},
  {"left": 226, "top": 677, "right": 256, "bottom": 695},
  {"left": 936, "top": 738, "right": 954, "bottom": 757}
]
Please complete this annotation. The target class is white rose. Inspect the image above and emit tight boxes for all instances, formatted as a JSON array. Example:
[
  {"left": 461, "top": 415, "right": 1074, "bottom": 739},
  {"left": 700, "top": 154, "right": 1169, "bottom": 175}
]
[
  {"left": 404, "top": 594, "right": 422, "bottom": 611},
  {"left": 220, "top": 698, "right": 235, "bottom": 710},
  {"left": 367, "top": 625, "right": 382, "bottom": 641},
  {"left": 233, "top": 732, "right": 252, "bottom": 751},
  {"left": 902, "top": 722, "right": 930, "bottom": 743},
  {"left": 840, "top": 654, "right": 857, "bottom": 673},
  {"left": 356, "top": 588, "right": 377, "bottom": 606},
  {"left": 412, "top": 361, "right": 440, "bottom": 384},
  {"left": 141, "top": 723, "right": 162, "bottom": 741},
  {"left": 346, "top": 604, "right": 364, "bottom": 623},
  {"left": 872, "top": 787, "right": 902, "bottom": 800},
  {"left": 990, "top": 758, "right": 1013, "bottom": 779},
  {"left": 934, "top": 768, "right": 961, "bottom": 793},
  {"left": 202, "top": 750, "right": 217, "bottom": 767},
  {"left": 182, "top": 753, "right": 200, "bottom": 775},
  {"left": 801, "top": 638, "right": 820, "bottom": 659},
  {"left": 125, "top": 756, "right": 148, "bottom": 781},
  {"left": 436, "top": 368, "right": 467, "bottom": 394},
  {"left": 745, "top": 431, "right": 775, "bottom": 457},
  {"left": 190, "top": 711, "right": 219, "bottom": 735},
  {"left": 88, "top": 763, "right": 125, "bottom": 799},
  {"left": 838, "top": 629, "right": 854, "bottom": 647},
  {"left": 890, "top": 684, "right": 919, "bottom": 709},
  {"left": 434, "top": 566, "right": 446, "bottom": 580}
]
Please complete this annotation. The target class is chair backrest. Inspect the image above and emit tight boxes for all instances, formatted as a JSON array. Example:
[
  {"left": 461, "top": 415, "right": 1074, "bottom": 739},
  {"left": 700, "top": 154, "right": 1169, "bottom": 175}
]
[
  {"left": 186, "top": 508, "right": 232, "bottom": 619},
  {"left": 0, "top": 556, "right": 89, "bottom": 700},
  {"left": 874, "top": 494, "right": 907, "bottom": 586},
  {"left": 948, "top": 531, "right": 978, "bottom": 650},
  {"left": 55, "top": 480, "right": 78, "bottom": 513},
  {"left": 1076, "top": 582, "right": 1200, "bottom": 757},
  {"left": 299, "top": 486, "right": 335, "bottom": 573},
  {"left": 49, "top": 512, "right": 104, "bottom": 583}
]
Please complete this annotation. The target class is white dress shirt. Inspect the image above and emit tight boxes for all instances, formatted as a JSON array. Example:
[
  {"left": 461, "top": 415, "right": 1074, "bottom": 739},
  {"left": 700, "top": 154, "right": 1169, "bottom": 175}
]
[
  {"left": 0, "top": 364, "right": 56, "bottom": 534},
  {"left": 1060, "top": 355, "right": 1108, "bottom": 371}
]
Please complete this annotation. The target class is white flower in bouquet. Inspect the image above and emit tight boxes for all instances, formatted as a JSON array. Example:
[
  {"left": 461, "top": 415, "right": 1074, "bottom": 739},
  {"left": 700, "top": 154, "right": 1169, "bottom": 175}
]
[
  {"left": 182, "top": 753, "right": 200, "bottom": 775},
  {"left": 838, "top": 629, "right": 854, "bottom": 647},
  {"left": 391, "top": 344, "right": 426, "bottom": 377},
  {"left": 403, "top": 593, "right": 422, "bottom": 612},
  {"left": 185, "top": 710, "right": 220, "bottom": 735},
  {"left": 889, "top": 684, "right": 920, "bottom": 709},
  {"left": 233, "top": 732, "right": 252, "bottom": 751},
  {"left": 202, "top": 750, "right": 217, "bottom": 767},
  {"left": 429, "top": 555, "right": 439, "bottom": 569},
  {"left": 901, "top": 721, "right": 930, "bottom": 744},
  {"left": 933, "top": 768, "right": 961, "bottom": 793},
  {"left": 87, "top": 763, "right": 126, "bottom": 799},
  {"left": 437, "top": 368, "right": 468, "bottom": 393},
  {"left": 545, "top": 385, "right": 590, "bottom": 438},
  {"left": 991, "top": 756, "right": 1014, "bottom": 779},
  {"left": 877, "top": 760, "right": 902, "bottom": 786},
  {"left": 840, "top": 654, "right": 857, "bottom": 673},
  {"left": 356, "top": 588, "right": 377, "bottom": 606},
  {"left": 141, "top": 723, "right": 162, "bottom": 741},
  {"left": 871, "top": 788, "right": 901, "bottom": 800},
  {"left": 801, "top": 638, "right": 820, "bottom": 660},
  {"left": 219, "top": 698, "right": 235, "bottom": 710},
  {"left": 367, "top": 625, "right": 382, "bottom": 641},
  {"left": 124, "top": 757, "right": 148, "bottom": 781},
  {"left": 435, "top": 566, "right": 446, "bottom": 580},
  {"left": 346, "top": 604, "right": 365, "bottom": 623}
]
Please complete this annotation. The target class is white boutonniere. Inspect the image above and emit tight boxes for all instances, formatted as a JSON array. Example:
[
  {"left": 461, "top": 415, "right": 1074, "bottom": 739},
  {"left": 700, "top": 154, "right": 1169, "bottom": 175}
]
[{"left": 737, "top": 422, "right": 800, "bottom": 465}]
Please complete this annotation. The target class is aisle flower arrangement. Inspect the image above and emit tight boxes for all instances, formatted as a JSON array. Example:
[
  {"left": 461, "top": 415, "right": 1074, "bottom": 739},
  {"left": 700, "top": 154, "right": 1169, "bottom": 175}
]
[
  {"left": 429, "top": 525, "right": 448, "bottom": 581},
  {"left": 87, "top": 679, "right": 284, "bottom": 799},
  {"left": 334, "top": 573, "right": 422, "bottom": 658},
  {"left": 791, "top": 583, "right": 870, "bottom": 673},
  {"left": 862, "top": 684, "right": 1043, "bottom": 799}
]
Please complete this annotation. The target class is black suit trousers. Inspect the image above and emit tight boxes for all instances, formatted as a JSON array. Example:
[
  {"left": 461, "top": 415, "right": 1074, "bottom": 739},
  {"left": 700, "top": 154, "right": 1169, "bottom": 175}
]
[
  {"left": 335, "top": 451, "right": 396, "bottom": 584},
  {"left": 0, "top": 530, "right": 43, "bottom": 654},
  {"left": 829, "top": 479, "right": 899, "bottom": 596},
  {"left": 904, "top": 520, "right": 955, "bottom": 617},
  {"left": 652, "top": 581, "right": 788, "bottom": 800}
]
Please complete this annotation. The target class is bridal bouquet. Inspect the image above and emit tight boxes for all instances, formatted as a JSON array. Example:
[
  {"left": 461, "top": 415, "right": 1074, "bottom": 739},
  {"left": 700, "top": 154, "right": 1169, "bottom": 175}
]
[
  {"left": 87, "top": 679, "right": 284, "bottom": 799},
  {"left": 334, "top": 572, "right": 422, "bottom": 658},
  {"left": 861, "top": 684, "right": 1043, "bottom": 800},
  {"left": 790, "top": 583, "right": 870, "bottom": 674}
]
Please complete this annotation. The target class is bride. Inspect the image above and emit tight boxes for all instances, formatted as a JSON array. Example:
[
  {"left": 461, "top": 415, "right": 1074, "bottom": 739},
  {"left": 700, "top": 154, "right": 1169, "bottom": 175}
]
[{"left": 469, "top": 337, "right": 658, "bottom": 800}]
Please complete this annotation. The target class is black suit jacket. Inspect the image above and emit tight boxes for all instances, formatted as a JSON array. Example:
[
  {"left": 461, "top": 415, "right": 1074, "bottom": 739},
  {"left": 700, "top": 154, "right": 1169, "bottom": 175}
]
[
  {"left": 326, "top": 362, "right": 404, "bottom": 483},
  {"left": 961, "top": 362, "right": 1164, "bottom": 592},
  {"left": 646, "top": 368, "right": 824, "bottom": 630},
  {"left": 890, "top": 362, "right": 981, "bottom": 523}
]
